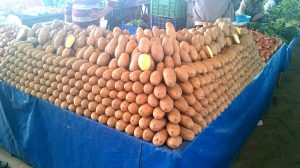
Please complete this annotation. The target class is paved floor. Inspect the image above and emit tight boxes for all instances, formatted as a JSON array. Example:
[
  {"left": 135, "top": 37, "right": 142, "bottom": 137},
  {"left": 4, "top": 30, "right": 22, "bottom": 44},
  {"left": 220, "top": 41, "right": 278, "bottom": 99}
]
[
  {"left": 0, "top": 148, "right": 31, "bottom": 168},
  {"left": 231, "top": 42, "right": 300, "bottom": 168}
]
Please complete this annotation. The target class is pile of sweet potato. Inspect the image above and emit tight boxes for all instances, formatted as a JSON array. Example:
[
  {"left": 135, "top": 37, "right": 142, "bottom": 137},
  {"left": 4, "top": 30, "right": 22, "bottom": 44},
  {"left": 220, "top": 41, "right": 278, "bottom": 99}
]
[{"left": 0, "top": 19, "right": 264, "bottom": 148}]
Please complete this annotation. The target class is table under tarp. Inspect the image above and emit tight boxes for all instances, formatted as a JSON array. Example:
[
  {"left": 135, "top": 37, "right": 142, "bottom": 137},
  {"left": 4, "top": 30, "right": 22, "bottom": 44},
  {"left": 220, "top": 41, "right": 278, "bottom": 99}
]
[{"left": 0, "top": 44, "right": 294, "bottom": 168}]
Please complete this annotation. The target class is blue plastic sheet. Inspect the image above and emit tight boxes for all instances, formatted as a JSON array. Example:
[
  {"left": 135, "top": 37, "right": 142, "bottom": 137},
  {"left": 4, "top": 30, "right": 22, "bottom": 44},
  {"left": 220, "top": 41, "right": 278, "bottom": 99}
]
[
  {"left": 283, "top": 32, "right": 300, "bottom": 71},
  {"left": 0, "top": 45, "right": 287, "bottom": 168}
]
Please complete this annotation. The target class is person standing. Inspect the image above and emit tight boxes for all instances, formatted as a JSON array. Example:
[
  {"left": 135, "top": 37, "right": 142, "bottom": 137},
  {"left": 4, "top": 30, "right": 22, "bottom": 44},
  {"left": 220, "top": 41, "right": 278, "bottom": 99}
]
[
  {"left": 193, "top": 0, "right": 235, "bottom": 26},
  {"left": 65, "top": 0, "right": 117, "bottom": 28},
  {"left": 236, "top": 0, "right": 265, "bottom": 22}
]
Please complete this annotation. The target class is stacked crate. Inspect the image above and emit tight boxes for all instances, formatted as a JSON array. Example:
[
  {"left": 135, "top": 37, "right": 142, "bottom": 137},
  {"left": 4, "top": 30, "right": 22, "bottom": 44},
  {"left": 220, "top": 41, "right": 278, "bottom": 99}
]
[{"left": 150, "top": 0, "right": 187, "bottom": 30}]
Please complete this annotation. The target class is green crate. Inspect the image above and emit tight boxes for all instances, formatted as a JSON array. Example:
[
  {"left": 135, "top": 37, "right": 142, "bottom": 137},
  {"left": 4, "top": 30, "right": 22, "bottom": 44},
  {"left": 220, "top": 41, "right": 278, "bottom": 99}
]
[{"left": 151, "top": 0, "right": 187, "bottom": 18}]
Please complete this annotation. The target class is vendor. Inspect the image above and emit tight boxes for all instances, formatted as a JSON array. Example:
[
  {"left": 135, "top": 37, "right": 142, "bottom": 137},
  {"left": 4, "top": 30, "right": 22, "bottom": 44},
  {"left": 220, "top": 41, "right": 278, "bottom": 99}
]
[
  {"left": 236, "top": 0, "right": 265, "bottom": 22},
  {"left": 193, "top": 0, "right": 235, "bottom": 26},
  {"left": 65, "top": 0, "right": 117, "bottom": 28}
]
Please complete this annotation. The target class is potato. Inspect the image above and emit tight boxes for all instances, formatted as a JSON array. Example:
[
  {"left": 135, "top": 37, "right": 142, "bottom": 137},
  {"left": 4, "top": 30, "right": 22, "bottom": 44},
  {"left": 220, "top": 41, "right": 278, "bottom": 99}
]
[
  {"left": 150, "top": 70, "right": 163, "bottom": 85},
  {"left": 164, "top": 56, "right": 174, "bottom": 69},
  {"left": 102, "top": 97, "right": 112, "bottom": 107},
  {"left": 115, "top": 35, "right": 128, "bottom": 58},
  {"left": 125, "top": 124, "right": 137, "bottom": 135},
  {"left": 180, "top": 41, "right": 190, "bottom": 52},
  {"left": 135, "top": 94, "right": 148, "bottom": 105},
  {"left": 156, "top": 62, "right": 165, "bottom": 72},
  {"left": 124, "top": 82, "right": 133, "bottom": 92},
  {"left": 167, "top": 84, "right": 182, "bottom": 100},
  {"left": 159, "top": 95, "right": 173, "bottom": 112},
  {"left": 152, "top": 129, "right": 168, "bottom": 146},
  {"left": 106, "top": 116, "right": 117, "bottom": 127},
  {"left": 132, "top": 81, "right": 143, "bottom": 94},
  {"left": 167, "top": 108, "right": 181, "bottom": 124},
  {"left": 117, "top": 52, "right": 130, "bottom": 68},
  {"left": 151, "top": 38, "right": 164, "bottom": 62},
  {"left": 97, "top": 114, "right": 108, "bottom": 124},
  {"left": 138, "top": 103, "right": 153, "bottom": 117},
  {"left": 143, "top": 128, "right": 155, "bottom": 142},
  {"left": 138, "top": 117, "right": 153, "bottom": 129},
  {"left": 154, "top": 83, "right": 167, "bottom": 99},
  {"left": 179, "top": 50, "right": 192, "bottom": 63},
  {"left": 167, "top": 136, "right": 182, "bottom": 149},
  {"left": 172, "top": 52, "right": 182, "bottom": 67},
  {"left": 128, "top": 102, "right": 139, "bottom": 114},
  {"left": 143, "top": 83, "right": 154, "bottom": 94},
  {"left": 128, "top": 70, "right": 141, "bottom": 82},
  {"left": 183, "top": 94, "right": 196, "bottom": 106},
  {"left": 148, "top": 93, "right": 159, "bottom": 108},
  {"left": 179, "top": 81, "right": 194, "bottom": 94},
  {"left": 129, "top": 51, "right": 140, "bottom": 71},
  {"left": 139, "top": 37, "right": 150, "bottom": 54},
  {"left": 174, "top": 67, "right": 189, "bottom": 82},
  {"left": 134, "top": 127, "right": 144, "bottom": 139},
  {"left": 79, "top": 62, "right": 93, "bottom": 74},
  {"left": 162, "top": 68, "right": 176, "bottom": 87},
  {"left": 38, "top": 26, "right": 50, "bottom": 44},
  {"left": 179, "top": 114, "right": 194, "bottom": 129},
  {"left": 109, "top": 90, "right": 118, "bottom": 99},
  {"left": 53, "top": 34, "right": 65, "bottom": 49},
  {"left": 115, "top": 120, "right": 128, "bottom": 131},
  {"left": 189, "top": 45, "right": 199, "bottom": 61},
  {"left": 166, "top": 122, "right": 180, "bottom": 137},
  {"left": 165, "top": 22, "right": 176, "bottom": 38},
  {"left": 137, "top": 70, "right": 151, "bottom": 84},
  {"left": 180, "top": 126, "right": 195, "bottom": 141},
  {"left": 124, "top": 39, "right": 137, "bottom": 56},
  {"left": 105, "top": 106, "right": 115, "bottom": 117},
  {"left": 174, "top": 97, "right": 189, "bottom": 112},
  {"left": 102, "top": 68, "right": 114, "bottom": 80},
  {"left": 150, "top": 118, "right": 166, "bottom": 131},
  {"left": 105, "top": 37, "right": 118, "bottom": 55},
  {"left": 162, "top": 37, "right": 173, "bottom": 56},
  {"left": 120, "top": 71, "right": 130, "bottom": 82},
  {"left": 130, "top": 114, "right": 141, "bottom": 126}
]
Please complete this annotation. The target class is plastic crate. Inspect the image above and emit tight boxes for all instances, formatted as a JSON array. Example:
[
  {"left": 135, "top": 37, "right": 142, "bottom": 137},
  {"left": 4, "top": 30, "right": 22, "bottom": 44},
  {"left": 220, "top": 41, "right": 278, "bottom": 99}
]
[
  {"left": 121, "top": 24, "right": 138, "bottom": 35},
  {"left": 235, "top": 14, "right": 251, "bottom": 23},
  {"left": 151, "top": 0, "right": 187, "bottom": 18},
  {"left": 151, "top": 15, "right": 186, "bottom": 30}
]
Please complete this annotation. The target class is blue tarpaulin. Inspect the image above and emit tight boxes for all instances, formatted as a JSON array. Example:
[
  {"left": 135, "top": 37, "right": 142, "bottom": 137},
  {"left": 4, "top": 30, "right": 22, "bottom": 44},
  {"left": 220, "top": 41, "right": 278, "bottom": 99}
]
[
  {"left": 283, "top": 32, "right": 300, "bottom": 71},
  {"left": 0, "top": 44, "right": 292, "bottom": 168}
]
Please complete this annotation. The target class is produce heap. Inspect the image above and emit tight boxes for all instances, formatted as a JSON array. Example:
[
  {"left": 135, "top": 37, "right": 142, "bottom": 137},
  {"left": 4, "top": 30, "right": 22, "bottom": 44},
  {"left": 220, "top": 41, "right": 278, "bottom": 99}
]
[
  {"left": 0, "top": 19, "right": 264, "bottom": 148},
  {"left": 249, "top": 29, "right": 282, "bottom": 62},
  {"left": 247, "top": 0, "right": 300, "bottom": 43},
  {"left": 0, "top": 24, "right": 20, "bottom": 63}
]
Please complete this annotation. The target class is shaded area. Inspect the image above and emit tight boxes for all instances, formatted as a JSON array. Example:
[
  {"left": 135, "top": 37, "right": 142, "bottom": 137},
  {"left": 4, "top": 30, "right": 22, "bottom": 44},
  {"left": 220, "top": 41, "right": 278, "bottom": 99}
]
[{"left": 232, "top": 41, "right": 300, "bottom": 168}]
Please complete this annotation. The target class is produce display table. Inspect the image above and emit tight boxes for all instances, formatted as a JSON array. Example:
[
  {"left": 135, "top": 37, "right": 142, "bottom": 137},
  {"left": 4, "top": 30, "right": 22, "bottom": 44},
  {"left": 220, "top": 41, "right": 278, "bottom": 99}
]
[{"left": 0, "top": 45, "right": 289, "bottom": 168}]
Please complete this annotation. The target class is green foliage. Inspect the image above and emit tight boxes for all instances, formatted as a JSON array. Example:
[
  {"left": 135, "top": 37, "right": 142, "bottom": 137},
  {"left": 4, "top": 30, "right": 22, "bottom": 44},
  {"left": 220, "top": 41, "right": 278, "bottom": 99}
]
[{"left": 247, "top": 0, "right": 300, "bottom": 43}]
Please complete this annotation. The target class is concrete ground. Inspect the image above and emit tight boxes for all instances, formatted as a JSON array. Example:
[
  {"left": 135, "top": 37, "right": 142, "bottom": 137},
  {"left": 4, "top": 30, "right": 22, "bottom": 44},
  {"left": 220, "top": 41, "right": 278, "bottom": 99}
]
[
  {"left": 0, "top": 43, "right": 299, "bottom": 168},
  {"left": 231, "top": 42, "right": 300, "bottom": 168},
  {"left": 0, "top": 148, "right": 31, "bottom": 168}
]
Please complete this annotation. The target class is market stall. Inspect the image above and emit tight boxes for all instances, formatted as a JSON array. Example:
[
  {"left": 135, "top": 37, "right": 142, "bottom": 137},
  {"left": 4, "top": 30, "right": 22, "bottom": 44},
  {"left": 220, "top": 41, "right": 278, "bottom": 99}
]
[
  {"left": 0, "top": 0, "right": 299, "bottom": 167},
  {"left": 0, "top": 43, "right": 289, "bottom": 168}
]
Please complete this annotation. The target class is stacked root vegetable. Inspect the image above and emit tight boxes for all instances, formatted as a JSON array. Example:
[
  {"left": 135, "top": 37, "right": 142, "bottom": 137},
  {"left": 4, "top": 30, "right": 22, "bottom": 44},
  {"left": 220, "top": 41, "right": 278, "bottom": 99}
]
[
  {"left": 249, "top": 29, "right": 282, "bottom": 62},
  {"left": 0, "top": 24, "right": 20, "bottom": 63},
  {"left": 0, "top": 19, "right": 264, "bottom": 149}
]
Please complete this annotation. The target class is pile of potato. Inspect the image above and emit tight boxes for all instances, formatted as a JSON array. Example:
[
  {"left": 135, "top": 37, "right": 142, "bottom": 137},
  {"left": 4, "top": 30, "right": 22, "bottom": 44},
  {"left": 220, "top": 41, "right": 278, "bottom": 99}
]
[
  {"left": 249, "top": 29, "right": 282, "bottom": 62},
  {"left": 0, "top": 24, "right": 20, "bottom": 62},
  {"left": 0, "top": 19, "right": 264, "bottom": 148}
]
